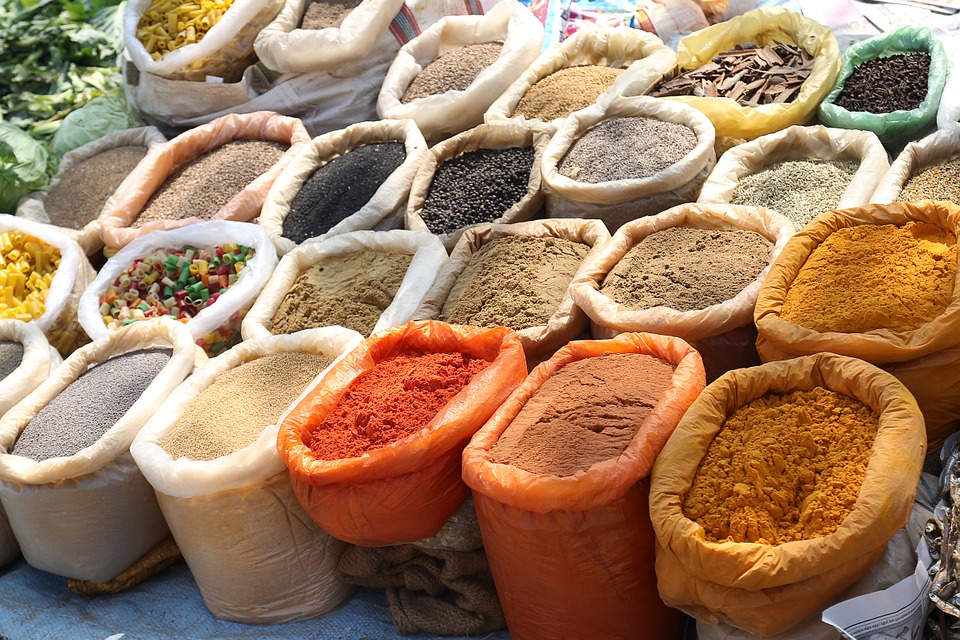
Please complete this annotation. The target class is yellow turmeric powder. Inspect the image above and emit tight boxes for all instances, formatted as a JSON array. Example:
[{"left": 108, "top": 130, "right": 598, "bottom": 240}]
[
  {"left": 682, "top": 387, "right": 878, "bottom": 545},
  {"left": 780, "top": 222, "right": 957, "bottom": 333}
]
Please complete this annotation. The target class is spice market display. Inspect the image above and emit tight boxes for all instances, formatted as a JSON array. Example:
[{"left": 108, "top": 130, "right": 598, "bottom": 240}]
[{"left": 5, "top": 0, "right": 960, "bottom": 638}]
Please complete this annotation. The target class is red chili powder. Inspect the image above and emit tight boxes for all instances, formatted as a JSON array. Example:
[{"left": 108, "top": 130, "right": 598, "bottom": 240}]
[{"left": 308, "top": 351, "right": 490, "bottom": 460}]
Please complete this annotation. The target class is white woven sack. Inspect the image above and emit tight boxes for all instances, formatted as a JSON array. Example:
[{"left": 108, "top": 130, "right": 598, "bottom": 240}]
[{"left": 872, "top": 128, "right": 960, "bottom": 204}]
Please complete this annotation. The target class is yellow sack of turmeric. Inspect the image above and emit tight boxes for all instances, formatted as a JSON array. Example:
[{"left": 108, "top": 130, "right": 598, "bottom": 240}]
[{"left": 649, "top": 353, "right": 925, "bottom": 636}]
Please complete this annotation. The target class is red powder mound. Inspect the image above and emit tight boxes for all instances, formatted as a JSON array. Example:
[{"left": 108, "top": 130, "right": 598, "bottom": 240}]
[{"left": 309, "top": 351, "right": 490, "bottom": 460}]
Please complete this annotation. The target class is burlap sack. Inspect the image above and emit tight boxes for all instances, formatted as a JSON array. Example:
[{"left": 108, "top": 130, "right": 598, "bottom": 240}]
[
  {"left": 16, "top": 127, "right": 167, "bottom": 256},
  {"left": 405, "top": 123, "right": 547, "bottom": 251},
  {"left": 414, "top": 219, "right": 611, "bottom": 363},
  {"left": 540, "top": 95, "right": 716, "bottom": 231},
  {"left": 484, "top": 25, "right": 676, "bottom": 135},
  {"left": 649, "top": 353, "right": 925, "bottom": 636},
  {"left": 259, "top": 119, "right": 427, "bottom": 255},
  {"left": 99, "top": 111, "right": 311, "bottom": 250},
  {"left": 872, "top": 128, "right": 960, "bottom": 204}
]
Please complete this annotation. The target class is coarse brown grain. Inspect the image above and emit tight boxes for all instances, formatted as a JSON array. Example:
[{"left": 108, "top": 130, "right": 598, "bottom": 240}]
[
  {"left": 299, "top": 0, "right": 362, "bottom": 29},
  {"left": 899, "top": 157, "right": 960, "bottom": 202},
  {"left": 401, "top": 42, "right": 504, "bottom": 103},
  {"left": 512, "top": 65, "right": 624, "bottom": 121}
]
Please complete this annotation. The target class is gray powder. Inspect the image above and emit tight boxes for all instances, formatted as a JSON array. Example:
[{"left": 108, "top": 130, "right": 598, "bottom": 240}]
[
  {"left": 11, "top": 348, "right": 172, "bottom": 461},
  {"left": 0, "top": 342, "right": 23, "bottom": 380}
]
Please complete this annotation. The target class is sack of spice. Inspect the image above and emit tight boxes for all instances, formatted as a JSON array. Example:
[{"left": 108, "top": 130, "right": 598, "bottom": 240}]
[
  {"left": 461, "top": 332, "right": 706, "bottom": 640},
  {"left": 376, "top": 1, "right": 543, "bottom": 142},
  {"left": 99, "top": 111, "right": 311, "bottom": 251},
  {"left": 79, "top": 221, "right": 279, "bottom": 357},
  {"left": 649, "top": 353, "right": 925, "bottom": 636},
  {"left": 414, "top": 219, "right": 611, "bottom": 365},
  {"left": 818, "top": 27, "right": 948, "bottom": 145},
  {"left": 484, "top": 25, "right": 677, "bottom": 135},
  {"left": 754, "top": 201, "right": 960, "bottom": 450},
  {"left": 258, "top": 119, "right": 427, "bottom": 255},
  {"left": 0, "top": 320, "right": 203, "bottom": 581},
  {"left": 569, "top": 203, "right": 793, "bottom": 383},
  {"left": 17, "top": 127, "right": 167, "bottom": 257},
  {"left": 697, "top": 125, "right": 890, "bottom": 231},
  {"left": 405, "top": 123, "right": 547, "bottom": 251},
  {"left": 254, "top": 0, "right": 404, "bottom": 74},
  {"left": 124, "top": 0, "right": 284, "bottom": 81},
  {"left": 130, "top": 327, "right": 362, "bottom": 623},
  {"left": 277, "top": 320, "right": 527, "bottom": 545},
  {"left": 540, "top": 95, "right": 716, "bottom": 231},
  {"left": 649, "top": 7, "right": 841, "bottom": 141},
  {"left": 242, "top": 230, "right": 447, "bottom": 341},
  {"left": 871, "top": 128, "right": 960, "bottom": 205}
]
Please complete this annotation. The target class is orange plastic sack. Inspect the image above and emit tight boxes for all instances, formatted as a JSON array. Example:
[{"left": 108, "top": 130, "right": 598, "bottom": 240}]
[
  {"left": 99, "top": 111, "right": 312, "bottom": 250},
  {"left": 754, "top": 201, "right": 960, "bottom": 448},
  {"left": 276, "top": 320, "right": 527, "bottom": 546},
  {"left": 649, "top": 353, "right": 925, "bottom": 636},
  {"left": 462, "top": 333, "right": 706, "bottom": 640}
]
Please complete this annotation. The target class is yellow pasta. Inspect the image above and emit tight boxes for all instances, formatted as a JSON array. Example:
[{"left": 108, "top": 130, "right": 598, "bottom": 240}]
[
  {"left": 0, "top": 231, "right": 60, "bottom": 322},
  {"left": 135, "top": 0, "right": 234, "bottom": 59}
]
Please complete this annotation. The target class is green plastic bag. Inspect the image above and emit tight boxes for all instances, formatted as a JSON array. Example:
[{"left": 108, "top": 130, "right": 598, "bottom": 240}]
[{"left": 818, "top": 27, "right": 948, "bottom": 144}]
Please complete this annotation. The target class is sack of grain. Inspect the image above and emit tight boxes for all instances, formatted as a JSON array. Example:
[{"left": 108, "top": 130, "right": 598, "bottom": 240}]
[
  {"left": 405, "top": 123, "right": 547, "bottom": 251},
  {"left": 872, "top": 129, "right": 960, "bottom": 204},
  {"left": 259, "top": 119, "right": 426, "bottom": 255},
  {"left": 0, "top": 320, "right": 203, "bottom": 581},
  {"left": 242, "top": 229, "right": 446, "bottom": 341}
]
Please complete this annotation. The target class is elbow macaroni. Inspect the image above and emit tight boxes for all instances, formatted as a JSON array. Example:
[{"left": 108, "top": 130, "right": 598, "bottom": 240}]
[{"left": 136, "top": 0, "right": 235, "bottom": 59}]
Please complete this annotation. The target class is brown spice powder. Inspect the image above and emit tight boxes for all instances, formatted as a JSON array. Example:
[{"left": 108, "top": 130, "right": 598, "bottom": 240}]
[
  {"left": 512, "top": 65, "right": 624, "bottom": 121},
  {"left": 682, "top": 387, "right": 879, "bottom": 545}
]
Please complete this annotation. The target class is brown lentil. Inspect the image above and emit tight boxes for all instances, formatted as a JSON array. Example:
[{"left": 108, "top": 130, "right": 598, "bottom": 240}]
[
  {"left": 299, "top": 0, "right": 362, "bottom": 29},
  {"left": 401, "top": 42, "right": 504, "bottom": 103},
  {"left": 899, "top": 157, "right": 960, "bottom": 202},
  {"left": 512, "top": 65, "right": 624, "bottom": 121}
]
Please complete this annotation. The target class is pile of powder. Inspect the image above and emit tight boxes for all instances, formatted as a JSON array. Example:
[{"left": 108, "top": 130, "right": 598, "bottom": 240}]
[
  {"left": 731, "top": 159, "right": 861, "bottom": 228},
  {"left": 513, "top": 65, "right": 624, "bottom": 121},
  {"left": 559, "top": 116, "right": 698, "bottom": 183},
  {"left": 11, "top": 349, "right": 172, "bottom": 461},
  {"left": 270, "top": 250, "right": 413, "bottom": 336},
  {"left": 134, "top": 140, "right": 288, "bottom": 227},
  {"left": 899, "top": 157, "right": 960, "bottom": 202},
  {"left": 439, "top": 235, "right": 589, "bottom": 330},
  {"left": 683, "top": 387, "right": 879, "bottom": 545},
  {"left": 421, "top": 146, "right": 535, "bottom": 235},
  {"left": 299, "top": 0, "right": 361, "bottom": 29},
  {"left": 0, "top": 341, "right": 23, "bottom": 380},
  {"left": 780, "top": 222, "right": 957, "bottom": 333},
  {"left": 600, "top": 227, "right": 772, "bottom": 312},
  {"left": 44, "top": 146, "right": 147, "bottom": 230},
  {"left": 401, "top": 42, "right": 503, "bottom": 103},
  {"left": 491, "top": 353, "right": 675, "bottom": 476},
  {"left": 309, "top": 351, "right": 489, "bottom": 460},
  {"left": 161, "top": 352, "right": 331, "bottom": 461},
  {"left": 283, "top": 142, "right": 406, "bottom": 244}
]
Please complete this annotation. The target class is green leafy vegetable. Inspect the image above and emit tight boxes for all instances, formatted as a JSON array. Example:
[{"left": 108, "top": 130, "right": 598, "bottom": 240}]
[{"left": 0, "top": 121, "right": 54, "bottom": 212}]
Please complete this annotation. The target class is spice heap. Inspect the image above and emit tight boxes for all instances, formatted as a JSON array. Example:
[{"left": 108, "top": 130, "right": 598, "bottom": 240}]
[
  {"left": 133, "top": 140, "right": 289, "bottom": 228},
  {"left": 308, "top": 351, "right": 489, "bottom": 460},
  {"left": 899, "top": 157, "right": 960, "bottom": 202},
  {"left": 559, "top": 117, "right": 697, "bottom": 183},
  {"left": 421, "top": 146, "right": 535, "bottom": 235},
  {"left": 270, "top": 250, "right": 413, "bottom": 336},
  {"left": 44, "top": 146, "right": 147, "bottom": 231},
  {"left": 731, "top": 159, "right": 860, "bottom": 228},
  {"left": 780, "top": 222, "right": 956, "bottom": 333},
  {"left": 0, "top": 342, "right": 23, "bottom": 380},
  {"left": 512, "top": 65, "right": 624, "bottom": 121},
  {"left": 401, "top": 42, "right": 503, "bottom": 103},
  {"left": 162, "top": 352, "right": 331, "bottom": 461},
  {"left": 835, "top": 53, "right": 930, "bottom": 114},
  {"left": 11, "top": 349, "right": 172, "bottom": 461},
  {"left": 491, "top": 353, "right": 675, "bottom": 476},
  {"left": 683, "top": 387, "right": 878, "bottom": 545},
  {"left": 136, "top": 0, "right": 234, "bottom": 60},
  {"left": 299, "top": 0, "right": 362, "bottom": 29},
  {"left": 0, "top": 230, "right": 60, "bottom": 322},
  {"left": 283, "top": 142, "right": 406, "bottom": 245},
  {"left": 440, "top": 235, "right": 589, "bottom": 330},
  {"left": 650, "top": 42, "right": 814, "bottom": 106},
  {"left": 601, "top": 227, "right": 771, "bottom": 312}
]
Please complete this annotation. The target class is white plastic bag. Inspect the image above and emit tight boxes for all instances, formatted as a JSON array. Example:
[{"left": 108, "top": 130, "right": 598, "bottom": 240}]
[
  {"left": 130, "top": 328, "right": 362, "bottom": 623},
  {"left": 872, "top": 128, "right": 960, "bottom": 204},
  {"left": 541, "top": 95, "right": 716, "bottom": 231},
  {"left": 259, "top": 119, "right": 427, "bottom": 255},
  {"left": 254, "top": 0, "right": 405, "bottom": 74},
  {"left": 484, "top": 25, "right": 677, "bottom": 135},
  {"left": 79, "top": 221, "right": 279, "bottom": 350},
  {"left": 405, "top": 123, "right": 547, "bottom": 251},
  {"left": 0, "top": 320, "right": 203, "bottom": 581},
  {"left": 16, "top": 127, "right": 167, "bottom": 257},
  {"left": 377, "top": 0, "right": 543, "bottom": 142},
  {"left": 242, "top": 230, "right": 448, "bottom": 341},
  {"left": 936, "top": 37, "right": 960, "bottom": 131}
]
